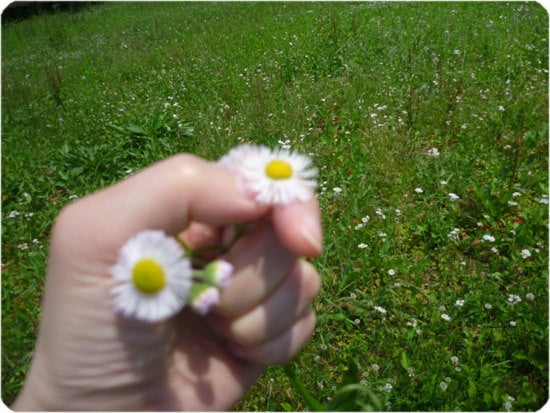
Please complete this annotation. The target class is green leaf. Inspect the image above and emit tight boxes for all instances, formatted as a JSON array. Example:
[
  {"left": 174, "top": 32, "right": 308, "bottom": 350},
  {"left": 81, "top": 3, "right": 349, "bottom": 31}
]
[
  {"left": 342, "top": 358, "right": 359, "bottom": 386},
  {"left": 126, "top": 123, "right": 146, "bottom": 135},
  {"left": 400, "top": 351, "right": 411, "bottom": 370},
  {"left": 284, "top": 363, "right": 324, "bottom": 412},
  {"left": 473, "top": 182, "right": 496, "bottom": 218},
  {"left": 468, "top": 380, "right": 477, "bottom": 399},
  {"left": 325, "top": 384, "right": 363, "bottom": 411},
  {"left": 106, "top": 123, "right": 127, "bottom": 134},
  {"left": 280, "top": 402, "right": 293, "bottom": 411},
  {"left": 492, "top": 387, "right": 502, "bottom": 403},
  {"left": 363, "top": 387, "right": 383, "bottom": 411}
]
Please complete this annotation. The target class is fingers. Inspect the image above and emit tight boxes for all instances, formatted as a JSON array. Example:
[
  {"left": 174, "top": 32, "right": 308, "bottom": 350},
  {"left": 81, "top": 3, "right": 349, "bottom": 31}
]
[
  {"left": 220, "top": 260, "right": 320, "bottom": 346},
  {"left": 215, "top": 220, "right": 296, "bottom": 317},
  {"left": 228, "top": 309, "right": 317, "bottom": 366},
  {"left": 210, "top": 259, "right": 320, "bottom": 366}
]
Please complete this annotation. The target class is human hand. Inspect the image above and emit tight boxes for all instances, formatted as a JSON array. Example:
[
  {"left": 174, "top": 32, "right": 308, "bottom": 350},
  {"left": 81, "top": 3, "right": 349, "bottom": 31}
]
[{"left": 13, "top": 154, "right": 322, "bottom": 411}]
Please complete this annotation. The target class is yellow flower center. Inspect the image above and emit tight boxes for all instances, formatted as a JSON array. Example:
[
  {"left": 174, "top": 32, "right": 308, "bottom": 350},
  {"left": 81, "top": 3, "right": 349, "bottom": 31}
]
[
  {"left": 132, "top": 258, "right": 166, "bottom": 294},
  {"left": 265, "top": 159, "right": 293, "bottom": 180}
]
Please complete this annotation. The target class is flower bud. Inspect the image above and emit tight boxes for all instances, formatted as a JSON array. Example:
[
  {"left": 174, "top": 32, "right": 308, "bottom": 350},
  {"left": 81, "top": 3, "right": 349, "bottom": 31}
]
[{"left": 190, "top": 282, "right": 220, "bottom": 316}]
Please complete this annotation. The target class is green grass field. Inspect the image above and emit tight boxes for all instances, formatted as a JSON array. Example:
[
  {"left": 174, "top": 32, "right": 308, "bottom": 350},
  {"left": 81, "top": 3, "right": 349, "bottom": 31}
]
[{"left": 2, "top": 2, "right": 548, "bottom": 410}]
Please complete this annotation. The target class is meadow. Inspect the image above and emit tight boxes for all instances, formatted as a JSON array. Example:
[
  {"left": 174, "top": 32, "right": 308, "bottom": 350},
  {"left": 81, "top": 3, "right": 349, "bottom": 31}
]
[{"left": 1, "top": 2, "right": 548, "bottom": 410}]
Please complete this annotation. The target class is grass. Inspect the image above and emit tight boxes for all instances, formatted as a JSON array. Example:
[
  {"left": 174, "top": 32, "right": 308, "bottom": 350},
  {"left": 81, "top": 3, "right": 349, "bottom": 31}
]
[{"left": 2, "top": 2, "right": 548, "bottom": 411}]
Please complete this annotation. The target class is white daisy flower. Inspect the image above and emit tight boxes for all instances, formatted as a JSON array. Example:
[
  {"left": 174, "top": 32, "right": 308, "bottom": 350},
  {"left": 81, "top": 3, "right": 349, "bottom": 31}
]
[
  {"left": 110, "top": 230, "right": 192, "bottom": 322},
  {"left": 218, "top": 144, "right": 266, "bottom": 174},
  {"left": 219, "top": 144, "right": 317, "bottom": 205}
]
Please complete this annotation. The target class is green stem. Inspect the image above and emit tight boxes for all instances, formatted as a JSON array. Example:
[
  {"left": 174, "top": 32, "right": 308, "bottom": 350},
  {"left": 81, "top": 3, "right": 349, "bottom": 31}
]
[
  {"left": 175, "top": 235, "right": 192, "bottom": 251},
  {"left": 284, "top": 363, "right": 324, "bottom": 411}
]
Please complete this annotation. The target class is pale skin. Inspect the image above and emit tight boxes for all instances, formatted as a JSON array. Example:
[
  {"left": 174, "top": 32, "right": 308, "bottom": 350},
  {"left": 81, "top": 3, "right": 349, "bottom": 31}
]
[{"left": 13, "top": 154, "right": 322, "bottom": 411}]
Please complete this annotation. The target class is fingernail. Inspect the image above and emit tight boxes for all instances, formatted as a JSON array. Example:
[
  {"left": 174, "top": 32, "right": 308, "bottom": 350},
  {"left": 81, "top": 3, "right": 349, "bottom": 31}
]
[{"left": 301, "top": 212, "right": 323, "bottom": 255}]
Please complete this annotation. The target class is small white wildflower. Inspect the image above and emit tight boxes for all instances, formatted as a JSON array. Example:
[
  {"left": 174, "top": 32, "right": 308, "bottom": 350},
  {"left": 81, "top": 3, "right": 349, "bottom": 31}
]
[
  {"left": 498, "top": 105, "right": 505, "bottom": 112},
  {"left": 375, "top": 208, "right": 386, "bottom": 219},
  {"left": 525, "top": 292, "right": 535, "bottom": 301},
  {"left": 439, "top": 381, "right": 448, "bottom": 391},
  {"left": 333, "top": 187, "right": 343, "bottom": 194},
  {"left": 455, "top": 299, "right": 465, "bottom": 307},
  {"left": 374, "top": 306, "right": 387, "bottom": 315},
  {"left": 388, "top": 269, "right": 396, "bottom": 276},
  {"left": 484, "top": 303, "right": 493, "bottom": 310},
  {"left": 427, "top": 147, "right": 440, "bottom": 157},
  {"left": 381, "top": 383, "right": 393, "bottom": 393},
  {"left": 358, "top": 243, "right": 369, "bottom": 249},
  {"left": 520, "top": 249, "right": 532, "bottom": 259},
  {"left": 509, "top": 320, "right": 517, "bottom": 327},
  {"left": 440, "top": 180, "right": 448, "bottom": 185},
  {"left": 448, "top": 228, "right": 461, "bottom": 239},
  {"left": 441, "top": 314, "right": 452, "bottom": 321},
  {"left": 414, "top": 187, "right": 424, "bottom": 194},
  {"left": 482, "top": 234, "right": 496, "bottom": 242},
  {"left": 448, "top": 193, "right": 460, "bottom": 202},
  {"left": 277, "top": 139, "right": 291, "bottom": 149},
  {"left": 451, "top": 356, "right": 459, "bottom": 365},
  {"left": 8, "top": 211, "right": 20, "bottom": 218},
  {"left": 507, "top": 294, "right": 522, "bottom": 306},
  {"left": 371, "top": 363, "right": 380, "bottom": 372}
]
